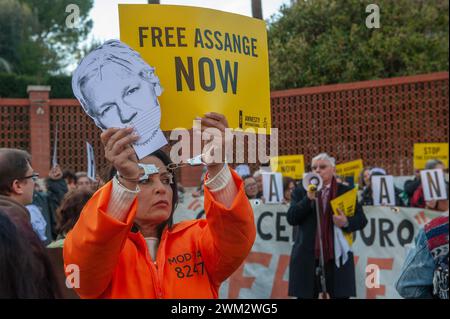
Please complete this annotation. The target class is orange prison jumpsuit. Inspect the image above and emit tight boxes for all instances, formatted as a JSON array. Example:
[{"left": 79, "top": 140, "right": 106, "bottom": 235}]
[{"left": 63, "top": 169, "right": 255, "bottom": 298}]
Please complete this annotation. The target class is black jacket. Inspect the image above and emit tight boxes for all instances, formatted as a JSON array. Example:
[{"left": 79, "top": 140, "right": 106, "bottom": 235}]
[
  {"left": 403, "top": 178, "right": 421, "bottom": 198},
  {"left": 32, "top": 178, "right": 68, "bottom": 243},
  {"left": 287, "top": 183, "right": 368, "bottom": 298}
]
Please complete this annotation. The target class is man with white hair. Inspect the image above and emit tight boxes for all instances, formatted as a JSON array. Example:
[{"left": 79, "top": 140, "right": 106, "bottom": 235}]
[{"left": 287, "top": 153, "right": 368, "bottom": 298}]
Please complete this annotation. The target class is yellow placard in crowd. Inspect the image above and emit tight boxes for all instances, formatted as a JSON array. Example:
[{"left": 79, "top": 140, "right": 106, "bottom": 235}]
[
  {"left": 270, "top": 155, "right": 305, "bottom": 180},
  {"left": 330, "top": 188, "right": 358, "bottom": 246},
  {"left": 119, "top": 4, "right": 271, "bottom": 132},
  {"left": 335, "top": 159, "right": 364, "bottom": 184},
  {"left": 414, "top": 143, "right": 449, "bottom": 170},
  {"left": 330, "top": 188, "right": 357, "bottom": 218}
]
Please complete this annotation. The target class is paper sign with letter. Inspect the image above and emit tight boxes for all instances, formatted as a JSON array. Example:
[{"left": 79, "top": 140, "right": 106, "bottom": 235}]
[
  {"left": 119, "top": 4, "right": 271, "bottom": 132},
  {"left": 414, "top": 143, "right": 449, "bottom": 170},
  {"left": 262, "top": 172, "right": 283, "bottom": 204},
  {"left": 270, "top": 155, "right": 304, "bottom": 180},
  {"left": 335, "top": 159, "right": 364, "bottom": 184},
  {"left": 372, "top": 175, "right": 396, "bottom": 206},
  {"left": 72, "top": 40, "right": 168, "bottom": 159},
  {"left": 86, "top": 142, "right": 96, "bottom": 182},
  {"left": 420, "top": 169, "right": 447, "bottom": 201}
]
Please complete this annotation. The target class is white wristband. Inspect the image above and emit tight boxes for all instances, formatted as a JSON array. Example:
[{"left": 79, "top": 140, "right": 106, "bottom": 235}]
[{"left": 114, "top": 175, "right": 140, "bottom": 193}]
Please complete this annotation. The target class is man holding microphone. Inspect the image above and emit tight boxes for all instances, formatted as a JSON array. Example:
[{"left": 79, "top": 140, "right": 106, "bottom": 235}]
[{"left": 287, "top": 153, "right": 368, "bottom": 299}]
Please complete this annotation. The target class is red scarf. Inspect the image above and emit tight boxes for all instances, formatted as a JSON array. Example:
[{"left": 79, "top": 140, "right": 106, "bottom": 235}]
[{"left": 315, "top": 177, "right": 338, "bottom": 263}]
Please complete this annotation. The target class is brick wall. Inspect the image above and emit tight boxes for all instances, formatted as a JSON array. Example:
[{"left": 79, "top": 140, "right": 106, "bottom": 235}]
[{"left": 1, "top": 72, "right": 448, "bottom": 184}]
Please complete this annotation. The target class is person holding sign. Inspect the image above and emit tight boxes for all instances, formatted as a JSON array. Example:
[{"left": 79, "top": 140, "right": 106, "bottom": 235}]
[
  {"left": 283, "top": 177, "right": 296, "bottom": 205},
  {"left": 359, "top": 167, "right": 405, "bottom": 207},
  {"left": 409, "top": 159, "right": 448, "bottom": 209},
  {"left": 420, "top": 166, "right": 449, "bottom": 212},
  {"left": 31, "top": 164, "right": 68, "bottom": 243},
  {"left": 63, "top": 112, "right": 256, "bottom": 298},
  {"left": 286, "top": 153, "right": 367, "bottom": 299}
]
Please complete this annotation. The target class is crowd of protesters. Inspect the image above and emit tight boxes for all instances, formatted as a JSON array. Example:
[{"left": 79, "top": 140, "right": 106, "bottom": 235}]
[
  {"left": 237, "top": 160, "right": 448, "bottom": 213},
  {"left": 0, "top": 146, "right": 448, "bottom": 299},
  {"left": 0, "top": 148, "right": 104, "bottom": 298}
]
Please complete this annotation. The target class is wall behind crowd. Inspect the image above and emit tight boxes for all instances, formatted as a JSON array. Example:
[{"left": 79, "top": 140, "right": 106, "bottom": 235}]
[{"left": 0, "top": 72, "right": 448, "bottom": 185}]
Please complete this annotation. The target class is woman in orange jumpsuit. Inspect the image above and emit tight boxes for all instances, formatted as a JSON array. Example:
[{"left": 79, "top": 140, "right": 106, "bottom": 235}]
[{"left": 64, "top": 113, "right": 256, "bottom": 298}]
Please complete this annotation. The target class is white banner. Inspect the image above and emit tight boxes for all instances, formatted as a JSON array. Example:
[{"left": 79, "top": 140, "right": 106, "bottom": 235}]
[
  {"left": 352, "top": 206, "right": 440, "bottom": 299},
  {"left": 173, "top": 194, "right": 442, "bottom": 299}
]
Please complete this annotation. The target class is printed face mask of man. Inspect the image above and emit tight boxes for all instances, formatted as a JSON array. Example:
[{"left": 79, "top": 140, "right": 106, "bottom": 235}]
[
  {"left": 83, "top": 64, "right": 162, "bottom": 147},
  {"left": 73, "top": 39, "right": 168, "bottom": 159}
]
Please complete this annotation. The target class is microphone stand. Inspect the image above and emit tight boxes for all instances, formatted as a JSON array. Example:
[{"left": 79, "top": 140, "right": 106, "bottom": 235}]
[{"left": 314, "top": 193, "right": 329, "bottom": 299}]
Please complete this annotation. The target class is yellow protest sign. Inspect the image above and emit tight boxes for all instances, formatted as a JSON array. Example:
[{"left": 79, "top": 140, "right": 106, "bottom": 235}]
[
  {"left": 119, "top": 4, "right": 271, "bottom": 132},
  {"left": 270, "top": 155, "right": 305, "bottom": 180},
  {"left": 335, "top": 159, "right": 364, "bottom": 184},
  {"left": 330, "top": 188, "right": 358, "bottom": 246},
  {"left": 414, "top": 143, "right": 449, "bottom": 170},
  {"left": 330, "top": 188, "right": 357, "bottom": 218}
]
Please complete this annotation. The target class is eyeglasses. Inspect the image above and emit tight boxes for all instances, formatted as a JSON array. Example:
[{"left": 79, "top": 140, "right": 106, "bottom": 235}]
[
  {"left": 138, "top": 172, "right": 174, "bottom": 186},
  {"left": 312, "top": 165, "right": 329, "bottom": 170},
  {"left": 245, "top": 182, "right": 258, "bottom": 189},
  {"left": 20, "top": 172, "right": 39, "bottom": 182}
]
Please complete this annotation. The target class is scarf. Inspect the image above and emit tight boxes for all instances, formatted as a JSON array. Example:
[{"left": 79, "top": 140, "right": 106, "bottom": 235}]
[{"left": 314, "top": 177, "right": 338, "bottom": 263}]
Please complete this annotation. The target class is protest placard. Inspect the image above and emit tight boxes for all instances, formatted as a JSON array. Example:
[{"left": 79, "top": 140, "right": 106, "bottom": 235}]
[
  {"left": 336, "top": 159, "right": 364, "bottom": 185},
  {"left": 270, "top": 155, "right": 304, "bottom": 180},
  {"left": 414, "top": 143, "right": 449, "bottom": 170},
  {"left": 262, "top": 172, "right": 283, "bottom": 204},
  {"left": 372, "top": 175, "right": 396, "bottom": 206},
  {"left": 420, "top": 169, "right": 448, "bottom": 201},
  {"left": 119, "top": 4, "right": 271, "bottom": 132},
  {"left": 86, "top": 142, "right": 96, "bottom": 181}
]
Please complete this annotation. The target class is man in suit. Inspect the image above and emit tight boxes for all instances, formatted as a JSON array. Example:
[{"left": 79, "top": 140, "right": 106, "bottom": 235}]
[{"left": 287, "top": 153, "right": 368, "bottom": 298}]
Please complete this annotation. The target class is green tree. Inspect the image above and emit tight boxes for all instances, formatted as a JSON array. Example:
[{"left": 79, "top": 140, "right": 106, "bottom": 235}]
[
  {"left": 268, "top": 0, "right": 449, "bottom": 90},
  {"left": 0, "top": 0, "right": 42, "bottom": 75},
  {"left": 20, "top": 0, "right": 94, "bottom": 73},
  {"left": 0, "top": 0, "right": 93, "bottom": 76}
]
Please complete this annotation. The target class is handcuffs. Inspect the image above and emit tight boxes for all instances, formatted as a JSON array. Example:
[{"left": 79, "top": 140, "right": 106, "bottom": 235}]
[{"left": 117, "top": 154, "right": 207, "bottom": 182}]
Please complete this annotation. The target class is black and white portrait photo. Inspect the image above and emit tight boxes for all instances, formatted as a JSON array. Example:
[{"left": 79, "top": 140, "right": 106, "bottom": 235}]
[{"left": 72, "top": 40, "right": 167, "bottom": 159}]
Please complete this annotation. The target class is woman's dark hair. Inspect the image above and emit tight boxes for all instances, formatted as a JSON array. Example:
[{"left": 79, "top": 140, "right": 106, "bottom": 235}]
[
  {"left": 56, "top": 189, "right": 94, "bottom": 236},
  {"left": 425, "top": 159, "right": 445, "bottom": 170},
  {"left": 0, "top": 148, "right": 31, "bottom": 196},
  {"left": 358, "top": 166, "right": 372, "bottom": 189},
  {"left": 63, "top": 170, "right": 77, "bottom": 184},
  {"left": 283, "top": 176, "right": 295, "bottom": 193},
  {"left": 105, "top": 149, "right": 179, "bottom": 238},
  {"left": 150, "top": 149, "right": 179, "bottom": 237},
  {"left": 0, "top": 210, "right": 60, "bottom": 298}
]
